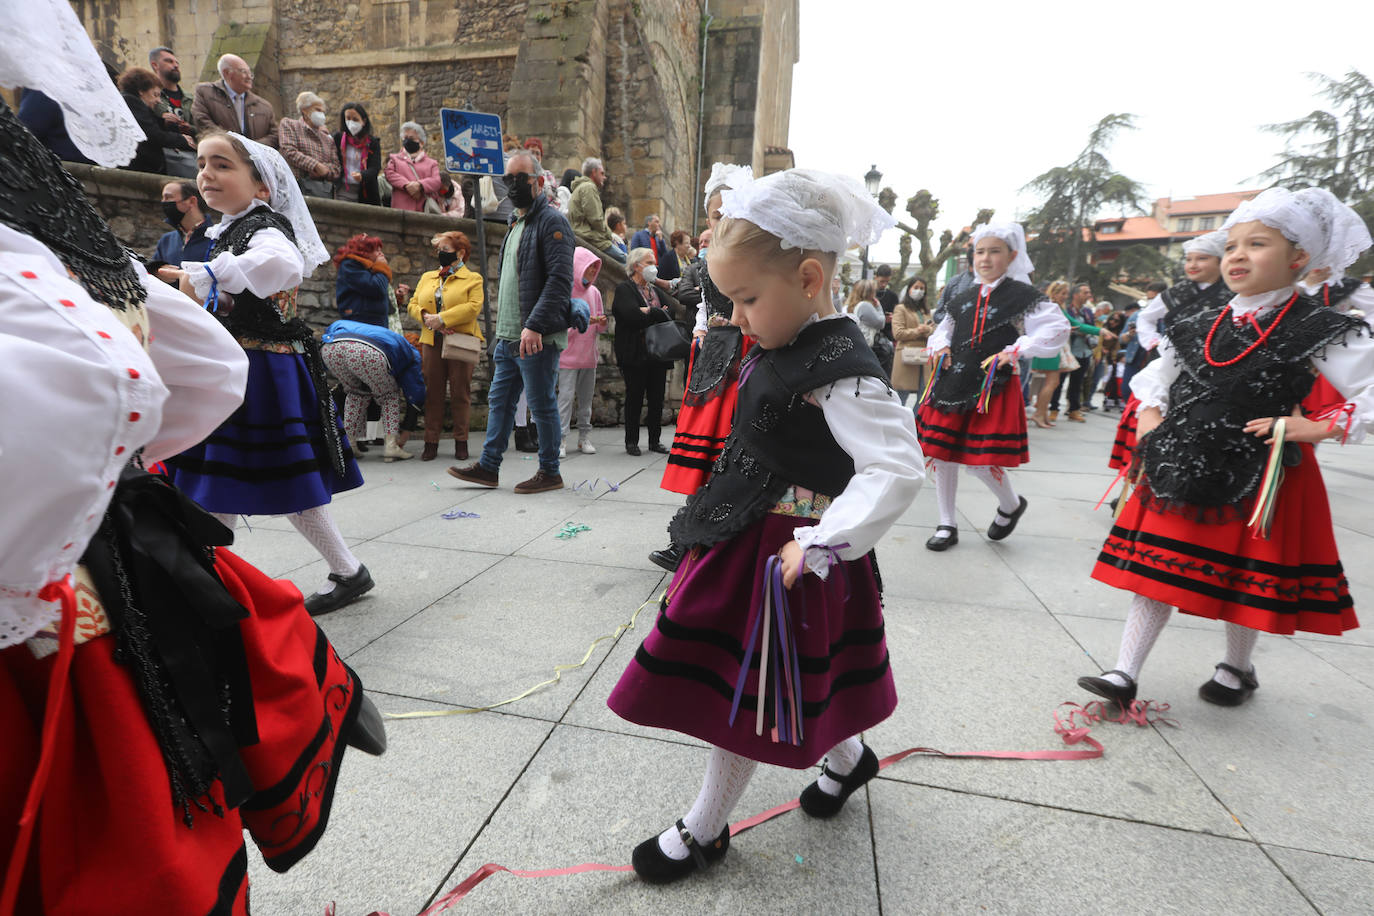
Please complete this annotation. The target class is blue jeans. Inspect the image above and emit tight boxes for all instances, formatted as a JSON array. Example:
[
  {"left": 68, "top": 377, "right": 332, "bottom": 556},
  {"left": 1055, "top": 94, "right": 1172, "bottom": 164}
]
[{"left": 479, "top": 339, "right": 563, "bottom": 475}]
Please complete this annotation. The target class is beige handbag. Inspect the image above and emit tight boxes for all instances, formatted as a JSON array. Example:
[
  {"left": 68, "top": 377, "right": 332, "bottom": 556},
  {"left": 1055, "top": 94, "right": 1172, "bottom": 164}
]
[
  {"left": 441, "top": 331, "right": 481, "bottom": 363},
  {"left": 900, "top": 346, "right": 929, "bottom": 366}
]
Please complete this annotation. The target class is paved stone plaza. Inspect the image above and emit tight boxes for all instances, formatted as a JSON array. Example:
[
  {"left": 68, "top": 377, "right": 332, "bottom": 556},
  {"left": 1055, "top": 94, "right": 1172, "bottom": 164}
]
[{"left": 233, "top": 414, "right": 1374, "bottom": 915}]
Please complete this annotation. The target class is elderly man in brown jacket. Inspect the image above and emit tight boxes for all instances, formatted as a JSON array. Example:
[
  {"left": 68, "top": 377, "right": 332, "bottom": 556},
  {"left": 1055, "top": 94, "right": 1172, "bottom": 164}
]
[{"left": 191, "top": 53, "right": 278, "bottom": 148}]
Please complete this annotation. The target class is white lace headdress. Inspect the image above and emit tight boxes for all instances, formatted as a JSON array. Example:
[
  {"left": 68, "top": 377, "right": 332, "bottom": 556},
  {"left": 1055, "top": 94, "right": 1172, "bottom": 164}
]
[
  {"left": 1182, "top": 229, "right": 1226, "bottom": 259},
  {"left": 1224, "top": 187, "right": 1372, "bottom": 280},
  {"left": 0, "top": 0, "right": 144, "bottom": 167},
  {"left": 971, "top": 222, "right": 1034, "bottom": 284},
  {"left": 232, "top": 133, "right": 331, "bottom": 275},
  {"left": 719, "top": 168, "right": 895, "bottom": 256},
  {"left": 703, "top": 162, "right": 754, "bottom": 214}
]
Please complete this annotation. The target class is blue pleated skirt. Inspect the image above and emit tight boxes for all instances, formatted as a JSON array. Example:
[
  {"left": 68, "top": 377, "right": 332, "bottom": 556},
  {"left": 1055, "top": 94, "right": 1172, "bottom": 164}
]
[{"left": 168, "top": 350, "right": 363, "bottom": 515}]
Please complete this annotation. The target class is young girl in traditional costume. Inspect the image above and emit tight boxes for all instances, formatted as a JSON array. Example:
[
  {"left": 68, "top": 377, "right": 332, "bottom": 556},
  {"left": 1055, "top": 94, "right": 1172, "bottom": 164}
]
[
  {"left": 1109, "top": 230, "right": 1233, "bottom": 470},
  {"left": 167, "top": 132, "right": 371, "bottom": 616},
  {"left": 1080, "top": 187, "right": 1374, "bottom": 708},
  {"left": 649, "top": 163, "right": 755, "bottom": 572},
  {"left": 916, "top": 223, "right": 1070, "bottom": 550},
  {"left": 0, "top": 13, "right": 382, "bottom": 909},
  {"left": 608, "top": 169, "right": 924, "bottom": 883}
]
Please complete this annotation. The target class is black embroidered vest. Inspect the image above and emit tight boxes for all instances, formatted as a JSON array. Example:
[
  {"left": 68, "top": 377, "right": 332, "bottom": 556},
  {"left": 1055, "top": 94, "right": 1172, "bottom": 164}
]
[
  {"left": 208, "top": 209, "right": 302, "bottom": 344},
  {"left": 1142, "top": 293, "right": 1368, "bottom": 509},
  {"left": 684, "top": 260, "right": 746, "bottom": 407},
  {"left": 927, "top": 279, "right": 1041, "bottom": 412},
  {"left": 669, "top": 318, "right": 884, "bottom": 549}
]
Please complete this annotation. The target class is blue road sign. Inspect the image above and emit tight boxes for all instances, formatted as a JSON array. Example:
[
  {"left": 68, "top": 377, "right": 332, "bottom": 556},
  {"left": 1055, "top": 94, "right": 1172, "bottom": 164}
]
[{"left": 440, "top": 108, "right": 505, "bottom": 176}]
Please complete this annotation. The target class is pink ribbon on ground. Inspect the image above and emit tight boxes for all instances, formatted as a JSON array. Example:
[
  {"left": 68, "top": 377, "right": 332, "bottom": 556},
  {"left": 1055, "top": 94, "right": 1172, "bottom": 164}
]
[{"left": 342, "top": 698, "right": 1173, "bottom": 914}]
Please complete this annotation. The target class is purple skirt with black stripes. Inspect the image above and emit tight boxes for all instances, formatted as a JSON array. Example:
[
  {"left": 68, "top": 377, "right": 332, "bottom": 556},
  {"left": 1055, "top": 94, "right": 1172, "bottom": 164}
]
[
  {"left": 168, "top": 349, "right": 363, "bottom": 516},
  {"left": 608, "top": 512, "right": 897, "bottom": 769}
]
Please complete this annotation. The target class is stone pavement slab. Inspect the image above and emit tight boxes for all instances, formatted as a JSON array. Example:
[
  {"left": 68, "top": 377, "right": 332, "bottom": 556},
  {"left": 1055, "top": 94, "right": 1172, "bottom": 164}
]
[{"left": 230, "top": 422, "right": 1374, "bottom": 914}]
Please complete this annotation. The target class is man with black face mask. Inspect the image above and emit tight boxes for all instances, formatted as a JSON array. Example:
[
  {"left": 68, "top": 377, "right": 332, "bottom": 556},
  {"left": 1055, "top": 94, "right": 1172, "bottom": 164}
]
[
  {"left": 151, "top": 180, "right": 212, "bottom": 277},
  {"left": 449, "top": 150, "right": 576, "bottom": 495}
]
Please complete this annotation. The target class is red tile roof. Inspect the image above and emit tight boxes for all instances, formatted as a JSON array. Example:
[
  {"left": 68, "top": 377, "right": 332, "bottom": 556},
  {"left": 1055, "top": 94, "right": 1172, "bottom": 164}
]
[
  {"left": 1155, "top": 189, "right": 1264, "bottom": 216},
  {"left": 1091, "top": 216, "right": 1171, "bottom": 243}
]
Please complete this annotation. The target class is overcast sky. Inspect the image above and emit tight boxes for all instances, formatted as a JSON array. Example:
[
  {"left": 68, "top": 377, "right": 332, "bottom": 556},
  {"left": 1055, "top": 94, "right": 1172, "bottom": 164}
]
[{"left": 788, "top": 0, "right": 1364, "bottom": 262}]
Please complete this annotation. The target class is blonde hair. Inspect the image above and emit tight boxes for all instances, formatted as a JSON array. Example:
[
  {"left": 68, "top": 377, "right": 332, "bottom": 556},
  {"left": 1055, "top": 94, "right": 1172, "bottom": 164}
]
[
  {"left": 711, "top": 216, "right": 837, "bottom": 279},
  {"left": 1046, "top": 280, "right": 1070, "bottom": 301},
  {"left": 846, "top": 279, "right": 876, "bottom": 309}
]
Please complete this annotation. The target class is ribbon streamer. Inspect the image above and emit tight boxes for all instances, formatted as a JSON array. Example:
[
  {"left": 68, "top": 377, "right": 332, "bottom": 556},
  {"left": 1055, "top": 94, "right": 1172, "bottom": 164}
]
[
  {"left": 556, "top": 523, "right": 592, "bottom": 539},
  {"left": 917, "top": 358, "right": 943, "bottom": 407},
  {"left": 202, "top": 265, "right": 220, "bottom": 314},
  {"left": 974, "top": 354, "right": 998, "bottom": 414},
  {"left": 1247, "top": 417, "right": 1286, "bottom": 539},
  {"left": 571, "top": 478, "right": 621, "bottom": 495},
  {"left": 383, "top": 591, "right": 661, "bottom": 721},
  {"left": 357, "top": 697, "right": 1172, "bottom": 914},
  {"left": 441, "top": 509, "right": 480, "bottom": 520}
]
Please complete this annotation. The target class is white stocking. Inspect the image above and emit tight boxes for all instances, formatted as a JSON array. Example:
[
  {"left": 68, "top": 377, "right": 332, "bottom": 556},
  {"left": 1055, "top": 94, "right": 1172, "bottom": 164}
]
[
  {"left": 932, "top": 460, "right": 959, "bottom": 528},
  {"left": 1214, "top": 623, "right": 1259, "bottom": 688},
  {"left": 816, "top": 735, "right": 863, "bottom": 797},
  {"left": 1104, "top": 594, "right": 1173, "bottom": 687},
  {"left": 967, "top": 465, "right": 1021, "bottom": 515},
  {"left": 287, "top": 506, "right": 360, "bottom": 594},
  {"left": 658, "top": 747, "right": 758, "bottom": 861}
]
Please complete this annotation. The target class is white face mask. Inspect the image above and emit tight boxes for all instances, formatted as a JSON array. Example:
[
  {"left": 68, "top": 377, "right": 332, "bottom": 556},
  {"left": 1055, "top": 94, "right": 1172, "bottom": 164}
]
[
  {"left": 642, "top": 265, "right": 659, "bottom": 284},
  {"left": 308, "top": 110, "right": 327, "bottom": 128},
  {"left": 910, "top": 288, "right": 925, "bottom": 301},
  {"left": 345, "top": 119, "right": 363, "bottom": 136}
]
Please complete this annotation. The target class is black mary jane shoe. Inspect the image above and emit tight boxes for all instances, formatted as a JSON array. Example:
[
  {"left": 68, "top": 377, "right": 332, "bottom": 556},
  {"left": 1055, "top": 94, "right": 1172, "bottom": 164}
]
[
  {"left": 1076, "top": 669, "right": 1138, "bottom": 708},
  {"left": 304, "top": 564, "right": 375, "bottom": 616},
  {"left": 1198, "top": 663, "right": 1259, "bottom": 707},
  {"left": 625, "top": 444, "right": 642, "bottom": 456},
  {"left": 347, "top": 693, "right": 388, "bottom": 755},
  {"left": 987, "top": 496, "right": 1029, "bottom": 541},
  {"left": 925, "top": 525, "right": 959, "bottom": 551},
  {"left": 631, "top": 819, "right": 730, "bottom": 884},
  {"left": 648, "top": 542, "right": 685, "bottom": 572},
  {"left": 799, "top": 744, "right": 879, "bottom": 819}
]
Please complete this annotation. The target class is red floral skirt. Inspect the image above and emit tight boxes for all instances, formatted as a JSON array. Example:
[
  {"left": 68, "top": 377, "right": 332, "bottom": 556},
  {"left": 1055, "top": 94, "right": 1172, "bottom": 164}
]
[
  {"left": 1092, "top": 444, "right": 1358, "bottom": 635},
  {"left": 0, "top": 549, "right": 361, "bottom": 914},
  {"left": 916, "top": 384, "right": 1028, "bottom": 467}
]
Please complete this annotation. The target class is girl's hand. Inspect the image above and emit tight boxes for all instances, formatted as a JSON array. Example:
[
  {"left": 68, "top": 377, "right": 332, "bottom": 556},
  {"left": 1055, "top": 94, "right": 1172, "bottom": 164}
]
[
  {"left": 779, "top": 539, "right": 804, "bottom": 589},
  {"left": 176, "top": 270, "right": 203, "bottom": 305},
  {"left": 995, "top": 350, "right": 1016, "bottom": 367},
  {"left": 933, "top": 347, "right": 951, "bottom": 368},
  {"left": 157, "top": 265, "right": 185, "bottom": 285},
  {"left": 1245, "top": 407, "right": 1337, "bottom": 444},
  {"left": 693, "top": 328, "right": 707, "bottom": 340}
]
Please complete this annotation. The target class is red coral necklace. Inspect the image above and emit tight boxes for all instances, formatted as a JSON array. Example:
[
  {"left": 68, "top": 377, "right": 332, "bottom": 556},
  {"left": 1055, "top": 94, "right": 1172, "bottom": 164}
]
[{"left": 1203, "top": 292, "right": 1300, "bottom": 367}]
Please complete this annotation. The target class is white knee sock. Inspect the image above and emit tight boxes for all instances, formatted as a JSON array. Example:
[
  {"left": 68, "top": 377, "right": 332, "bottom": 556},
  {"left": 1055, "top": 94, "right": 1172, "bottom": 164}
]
[
  {"left": 287, "top": 506, "right": 361, "bottom": 594},
  {"left": 967, "top": 465, "right": 1022, "bottom": 515},
  {"left": 932, "top": 461, "right": 959, "bottom": 528},
  {"left": 816, "top": 735, "right": 864, "bottom": 797},
  {"left": 658, "top": 747, "right": 757, "bottom": 860},
  {"left": 1104, "top": 595, "right": 1173, "bottom": 687},
  {"left": 1214, "top": 624, "right": 1259, "bottom": 688}
]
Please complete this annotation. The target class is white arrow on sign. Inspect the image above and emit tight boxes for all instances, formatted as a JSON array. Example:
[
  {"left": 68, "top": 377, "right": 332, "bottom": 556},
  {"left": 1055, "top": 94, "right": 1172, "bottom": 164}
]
[{"left": 448, "top": 128, "right": 474, "bottom": 157}]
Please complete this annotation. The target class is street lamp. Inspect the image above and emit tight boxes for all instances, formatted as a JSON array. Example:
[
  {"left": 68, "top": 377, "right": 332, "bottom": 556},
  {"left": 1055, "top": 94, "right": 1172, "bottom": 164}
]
[{"left": 861, "top": 164, "right": 882, "bottom": 279}]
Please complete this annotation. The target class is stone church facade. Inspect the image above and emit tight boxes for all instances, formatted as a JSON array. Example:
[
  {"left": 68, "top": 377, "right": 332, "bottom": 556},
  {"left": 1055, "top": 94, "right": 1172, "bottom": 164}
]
[{"left": 74, "top": 0, "right": 797, "bottom": 234}]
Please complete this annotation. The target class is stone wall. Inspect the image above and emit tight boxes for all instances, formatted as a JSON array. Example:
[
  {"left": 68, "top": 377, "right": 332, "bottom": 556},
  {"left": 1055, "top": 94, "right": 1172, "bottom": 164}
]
[{"left": 64, "top": 163, "right": 680, "bottom": 432}]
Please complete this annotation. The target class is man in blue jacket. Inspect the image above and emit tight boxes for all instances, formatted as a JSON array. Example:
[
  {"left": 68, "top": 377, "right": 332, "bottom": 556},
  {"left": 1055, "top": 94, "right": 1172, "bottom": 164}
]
[{"left": 449, "top": 150, "right": 575, "bottom": 495}]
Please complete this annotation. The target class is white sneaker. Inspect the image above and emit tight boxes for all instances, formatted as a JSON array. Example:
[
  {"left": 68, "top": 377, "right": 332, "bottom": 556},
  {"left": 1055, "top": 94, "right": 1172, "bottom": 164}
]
[
  {"left": 558, "top": 444, "right": 567, "bottom": 459},
  {"left": 579, "top": 439, "right": 597, "bottom": 454}
]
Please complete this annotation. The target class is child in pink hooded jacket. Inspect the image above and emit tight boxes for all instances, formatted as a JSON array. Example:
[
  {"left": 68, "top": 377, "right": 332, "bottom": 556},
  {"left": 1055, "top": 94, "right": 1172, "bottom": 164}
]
[{"left": 558, "top": 247, "right": 607, "bottom": 454}]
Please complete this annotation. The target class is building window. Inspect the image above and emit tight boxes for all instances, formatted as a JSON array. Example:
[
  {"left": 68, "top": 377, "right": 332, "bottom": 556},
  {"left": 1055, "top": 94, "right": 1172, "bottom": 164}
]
[
  {"left": 1099, "top": 225, "right": 1118, "bottom": 234},
  {"left": 1177, "top": 218, "right": 1193, "bottom": 231},
  {"left": 1199, "top": 217, "right": 1215, "bottom": 230}
]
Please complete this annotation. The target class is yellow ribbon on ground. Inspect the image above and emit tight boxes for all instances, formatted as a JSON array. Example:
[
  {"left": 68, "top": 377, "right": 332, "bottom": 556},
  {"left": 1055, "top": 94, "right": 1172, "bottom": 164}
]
[{"left": 383, "top": 589, "right": 664, "bottom": 720}]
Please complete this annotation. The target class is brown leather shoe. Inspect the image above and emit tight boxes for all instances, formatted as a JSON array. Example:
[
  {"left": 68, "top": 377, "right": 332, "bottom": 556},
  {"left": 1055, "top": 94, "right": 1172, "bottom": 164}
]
[
  {"left": 454, "top": 441, "right": 469, "bottom": 460},
  {"left": 513, "top": 470, "right": 563, "bottom": 494},
  {"left": 447, "top": 462, "right": 499, "bottom": 487},
  {"left": 1067, "top": 410, "right": 1086, "bottom": 422},
  {"left": 420, "top": 442, "right": 439, "bottom": 461}
]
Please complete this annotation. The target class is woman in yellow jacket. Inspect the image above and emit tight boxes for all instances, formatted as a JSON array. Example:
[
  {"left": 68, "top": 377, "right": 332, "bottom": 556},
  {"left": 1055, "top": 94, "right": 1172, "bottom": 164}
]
[{"left": 408, "top": 230, "right": 485, "bottom": 460}]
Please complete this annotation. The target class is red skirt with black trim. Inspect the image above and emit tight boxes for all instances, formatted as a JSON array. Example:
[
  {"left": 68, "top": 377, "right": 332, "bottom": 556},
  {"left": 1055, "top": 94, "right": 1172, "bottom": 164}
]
[
  {"left": 916, "top": 384, "right": 1028, "bottom": 467},
  {"left": 1108, "top": 394, "right": 1140, "bottom": 471},
  {"left": 0, "top": 548, "right": 361, "bottom": 915},
  {"left": 1092, "top": 443, "right": 1358, "bottom": 635},
  {"left": 661, "top": 338, "right": 741, "bottom": 495}
]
